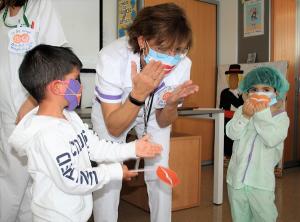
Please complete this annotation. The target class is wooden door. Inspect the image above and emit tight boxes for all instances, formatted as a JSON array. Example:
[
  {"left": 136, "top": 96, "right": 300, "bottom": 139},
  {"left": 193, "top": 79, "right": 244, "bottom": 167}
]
[
  {"left": 271, "top": 0, "right": 299, "bottom": 164},
  {"left": 144, "top": 0, "right": 217, "bottom": 161},
  {"left": 297, "top": 2, "right": 300, "bottom": 162},
  {"left": 144, "top": 0, "right": 217, "bottom": 107}
]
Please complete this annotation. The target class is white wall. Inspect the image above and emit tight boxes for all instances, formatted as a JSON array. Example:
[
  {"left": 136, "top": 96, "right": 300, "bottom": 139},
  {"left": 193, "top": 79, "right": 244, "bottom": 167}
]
[
  {"left": 218, "top": 0, "right": 238, "bottom": 65},
  {"left": 53, "top": 0, "right": 100, "bottom": 68},
  {"left": 103, "top": 0, "right": 118, "bottom": 46}
]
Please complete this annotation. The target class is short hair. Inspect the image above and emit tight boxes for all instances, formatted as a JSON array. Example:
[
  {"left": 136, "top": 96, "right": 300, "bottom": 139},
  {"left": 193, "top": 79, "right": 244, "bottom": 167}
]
[
  {"left": 127, "top": 3, "right": 192, "bottom": 53},
  {"left": 19, "top": 44, "right": 82, "bottom": 102},
  {"left": 0, "top": 0, "right": 28, "bottom": 11}
]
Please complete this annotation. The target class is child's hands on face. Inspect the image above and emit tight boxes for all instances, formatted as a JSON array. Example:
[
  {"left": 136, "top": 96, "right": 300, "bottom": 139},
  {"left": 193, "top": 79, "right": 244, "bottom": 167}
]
[
  {"left": 253, "top": 101, "right": 268, "bottom": 113},
  {"left": 242, "top": 99, "right": 255, "bottom": 119},
  {"left": 270, "top": 99, "right": 284, "bottom": 113},
  {"left": 247, "top": 93, "right": 269, "bottom": 114},
  {"left": 122, "top": 165, "right": 138, "bottom": 181},
  {"left": 242, "top": 90, "right": 271, "bottom": 119},
  {"left": 135, "top": 135, "right": 162, "bottom": 158}
]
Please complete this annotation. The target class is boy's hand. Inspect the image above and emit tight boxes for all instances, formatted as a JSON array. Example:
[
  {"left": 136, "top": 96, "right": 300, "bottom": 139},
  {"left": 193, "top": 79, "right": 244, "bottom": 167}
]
[
  {"left": 135, "top": 135, "right": 162, "bottom": 158},
  {"left": 122, "top": 165, "right": 138, "bottom": 181},
  {"left": 242, "top": 99, "right": 255, "bottom": 119}
]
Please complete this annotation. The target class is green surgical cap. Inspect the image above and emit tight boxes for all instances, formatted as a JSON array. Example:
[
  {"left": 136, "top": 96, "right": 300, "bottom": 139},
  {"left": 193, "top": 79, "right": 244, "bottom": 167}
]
[{"left": 238, "top": 66, "right": 289, "bottom": 99}]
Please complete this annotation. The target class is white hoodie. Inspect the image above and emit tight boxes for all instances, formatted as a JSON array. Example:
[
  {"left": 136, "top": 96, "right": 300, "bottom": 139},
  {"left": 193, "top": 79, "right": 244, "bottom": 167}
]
[{"left": 9, "top": 107, "right": 137, "bottom": 222}]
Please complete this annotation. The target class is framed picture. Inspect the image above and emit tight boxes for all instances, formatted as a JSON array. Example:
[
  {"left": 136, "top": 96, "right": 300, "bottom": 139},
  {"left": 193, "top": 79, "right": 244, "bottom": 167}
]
[
  {"left": 247, "top": 52, "right": 257, "bottom": 63},
  {"left": 244, "top": 0, "right": 264, "bottom": 37},
  {"left": 117, "top": 0, "right": 138, "bottom": 38}
]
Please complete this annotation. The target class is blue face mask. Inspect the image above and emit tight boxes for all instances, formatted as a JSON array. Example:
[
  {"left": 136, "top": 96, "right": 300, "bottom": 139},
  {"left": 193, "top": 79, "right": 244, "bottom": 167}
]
[
  {"left": 269, "top": 96, "right": 277, "bottom": 106},
  {"left": 144, "top": 45, "right": 183, "bottom": 74}
]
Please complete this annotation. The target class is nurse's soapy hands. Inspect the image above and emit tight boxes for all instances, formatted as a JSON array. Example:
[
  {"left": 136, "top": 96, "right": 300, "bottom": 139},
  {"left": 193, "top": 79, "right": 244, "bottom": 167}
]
[
  {"left": 165, "top": 80, "right": 199, "bottom": 107},
  {"left": 131, "top": 60, "right": 165, "bottom": 101}
]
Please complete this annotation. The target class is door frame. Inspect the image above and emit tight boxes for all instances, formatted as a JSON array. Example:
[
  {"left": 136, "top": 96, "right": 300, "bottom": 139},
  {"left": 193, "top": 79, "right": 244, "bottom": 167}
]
[{"left": 292, "top": 0, "right": 300, "bottom": 165}]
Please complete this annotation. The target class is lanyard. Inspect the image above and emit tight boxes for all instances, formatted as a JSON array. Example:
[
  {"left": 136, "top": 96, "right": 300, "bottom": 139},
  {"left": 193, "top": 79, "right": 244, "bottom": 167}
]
[
  {"left": 3, "top": 2, "right": 29, "bottom": 28},
  {"left": 143, "top": 92, "right": 154, "bottom": 135},
  {"left": 139, "top": 60, "right": 155, "bottom": 135}
]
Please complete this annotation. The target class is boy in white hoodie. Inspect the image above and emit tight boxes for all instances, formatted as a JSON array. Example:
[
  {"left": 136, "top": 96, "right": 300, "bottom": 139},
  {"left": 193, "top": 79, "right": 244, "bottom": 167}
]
[{"left": 8, "top": 44, "right": 162, "bottom": 222}]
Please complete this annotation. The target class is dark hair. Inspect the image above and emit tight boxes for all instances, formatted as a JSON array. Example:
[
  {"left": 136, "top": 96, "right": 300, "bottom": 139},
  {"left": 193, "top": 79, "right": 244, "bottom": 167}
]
[
  {"left": 127, "top": 3, "right": 192, "bottom": 53},
  {"left": 19, "top": 44, "right": 82, "bottom": 102},
  {"left": 0, "top": 0, "right": 27, "bottom": 11}
]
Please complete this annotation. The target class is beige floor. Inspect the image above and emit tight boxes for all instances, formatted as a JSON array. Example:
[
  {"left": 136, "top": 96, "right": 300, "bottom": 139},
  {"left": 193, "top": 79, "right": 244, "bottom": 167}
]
[{"left": 114, "top": 165, "right": 300, "bottom": 222}]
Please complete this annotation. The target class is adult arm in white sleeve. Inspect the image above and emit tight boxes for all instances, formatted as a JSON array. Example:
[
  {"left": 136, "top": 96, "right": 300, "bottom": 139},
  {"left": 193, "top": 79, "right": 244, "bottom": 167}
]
[
  {"left": 94, "top": 53, "right": 142, "bottom": 137},
  {"left": 95, "top": 52, "right": 165, "bottom": 137},
  {"left": 226, "top": 106, "right": 250, "bottom": 140},
  {"left": 37, "top": 131, "right": 123, "bottom": 195},
  {"left": 253, "top": 108, "right": 289, "bottom": 147}
]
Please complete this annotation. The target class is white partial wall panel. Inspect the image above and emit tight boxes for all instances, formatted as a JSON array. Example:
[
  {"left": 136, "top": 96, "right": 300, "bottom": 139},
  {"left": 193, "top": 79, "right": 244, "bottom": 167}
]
[
  {"left": 52, "top": 0, "right": 100, "bottom": 69},
  {"left": 103, "top": 0, "right": 118, "bottom": 46},
  {"left": 218, "top": 0, "right": 238, "bottom": 65}
]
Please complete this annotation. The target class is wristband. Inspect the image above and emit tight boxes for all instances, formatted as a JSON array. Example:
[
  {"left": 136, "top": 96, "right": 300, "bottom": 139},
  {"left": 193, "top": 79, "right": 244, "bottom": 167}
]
[{"left": 128, "top": 93, "right": 145, "bottom": 106}]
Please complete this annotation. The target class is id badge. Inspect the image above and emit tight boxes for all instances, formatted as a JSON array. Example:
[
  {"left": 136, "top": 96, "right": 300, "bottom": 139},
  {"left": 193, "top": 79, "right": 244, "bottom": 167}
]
[
  {"left": 155, "top": 85, "right": 177, "bottom": 109},
  {"left": 8, "top": 26, "right": 36, "bottom": 54}
]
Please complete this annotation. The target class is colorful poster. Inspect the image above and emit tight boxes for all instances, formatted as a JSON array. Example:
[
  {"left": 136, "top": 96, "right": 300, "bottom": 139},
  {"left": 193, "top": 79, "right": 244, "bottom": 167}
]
[
  {"left": 244, "top": 0, "right": 264, "bottom": 37},
  {"left": 117, "top": 0, "right": 137, "bottom": 38}
]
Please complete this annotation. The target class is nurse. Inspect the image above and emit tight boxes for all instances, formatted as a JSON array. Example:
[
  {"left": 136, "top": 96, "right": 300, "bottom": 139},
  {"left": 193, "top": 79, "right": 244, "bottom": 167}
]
[
  {"left": 0, "top": 0, "right": 66, "bottom": 221},
  {"left": 92, "top": 3, "right": 198, "bottom": 222}
]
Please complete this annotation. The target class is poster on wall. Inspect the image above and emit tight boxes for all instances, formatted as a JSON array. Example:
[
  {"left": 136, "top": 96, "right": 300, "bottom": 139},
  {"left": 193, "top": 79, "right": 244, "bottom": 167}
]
[
  {"left": 244, "top": 0, "right": 264, "bottom": 37},
  {"left": 117, "top": 0, "right": 137, "bottom": 38}
]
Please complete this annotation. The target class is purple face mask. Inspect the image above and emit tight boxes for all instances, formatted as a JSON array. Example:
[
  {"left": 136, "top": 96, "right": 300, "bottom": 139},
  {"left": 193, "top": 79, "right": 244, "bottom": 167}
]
[{"left": 63, "top": 79, "right": 82, "bottom": 111}]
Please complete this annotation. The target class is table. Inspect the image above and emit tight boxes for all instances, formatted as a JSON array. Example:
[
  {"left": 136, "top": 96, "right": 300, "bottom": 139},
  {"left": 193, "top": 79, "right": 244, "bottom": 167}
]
[{"left": 178, "top": 108, "right": 224, "bottom": 205}]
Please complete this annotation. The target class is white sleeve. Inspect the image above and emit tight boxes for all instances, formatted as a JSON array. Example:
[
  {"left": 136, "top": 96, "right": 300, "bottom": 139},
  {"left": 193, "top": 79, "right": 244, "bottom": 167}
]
[
  {"left": 85, "top": 126, "right": 137, "bottom": 162},
  {"left": 67, "top": 111, "right": 136, "bottom": 162},
  {"left": 253, "top": 109, "right": 290, "bottom": 147},
  {"left": 37, "top": 130, "right": 123, "bottom": 195},
  {"left": 94, "top": 52, "right": 124, "bottom": 104},
  {"left": 36, "top": 0, "right": 67, "bottom": 46},
  {"left": 226, "top": 106, "right": 250, "bottom": 140}
]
